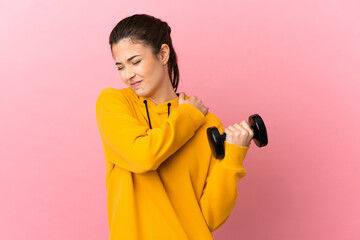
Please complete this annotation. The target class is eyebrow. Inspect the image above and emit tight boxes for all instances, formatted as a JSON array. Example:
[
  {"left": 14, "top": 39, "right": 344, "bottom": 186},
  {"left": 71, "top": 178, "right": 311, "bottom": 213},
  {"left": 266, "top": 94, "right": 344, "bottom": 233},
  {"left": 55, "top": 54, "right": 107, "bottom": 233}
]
[{"left": 115, "top": 55, "right": 141, "bottom": 65}]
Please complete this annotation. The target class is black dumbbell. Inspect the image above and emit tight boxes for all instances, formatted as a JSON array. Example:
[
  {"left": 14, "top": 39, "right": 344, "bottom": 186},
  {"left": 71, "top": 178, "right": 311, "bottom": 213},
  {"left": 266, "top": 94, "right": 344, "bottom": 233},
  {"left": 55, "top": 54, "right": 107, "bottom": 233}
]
[{"left": 207, "top": 114, "right": 268, "bottom": 159}]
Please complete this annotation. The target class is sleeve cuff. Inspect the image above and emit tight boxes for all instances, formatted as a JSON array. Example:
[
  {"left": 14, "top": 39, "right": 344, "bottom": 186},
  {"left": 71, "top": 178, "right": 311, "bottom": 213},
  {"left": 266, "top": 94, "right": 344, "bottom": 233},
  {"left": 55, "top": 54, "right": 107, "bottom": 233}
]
[{"left": 219, "top": 141, "right": 249, "bottom": 170}]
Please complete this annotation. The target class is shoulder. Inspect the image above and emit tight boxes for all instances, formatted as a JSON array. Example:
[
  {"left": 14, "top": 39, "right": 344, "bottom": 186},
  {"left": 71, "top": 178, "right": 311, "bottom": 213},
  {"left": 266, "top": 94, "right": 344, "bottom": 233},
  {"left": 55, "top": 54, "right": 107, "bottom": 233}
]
[
  {"left": 96, "top": 87, "right": 136, "bottom": 111},
  {"left": 96, "top": 87, "right": 135, "bottom": 103},
  {"left": 97, "top": 87, "right": 135, "bottom": 99}
]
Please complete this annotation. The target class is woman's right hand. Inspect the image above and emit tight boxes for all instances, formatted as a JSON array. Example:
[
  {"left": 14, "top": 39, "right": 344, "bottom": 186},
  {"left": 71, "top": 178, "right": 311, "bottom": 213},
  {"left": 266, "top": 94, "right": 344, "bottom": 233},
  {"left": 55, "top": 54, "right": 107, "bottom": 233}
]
[{"left": 178, "top": 92, "right": 209, "bottom": 116}]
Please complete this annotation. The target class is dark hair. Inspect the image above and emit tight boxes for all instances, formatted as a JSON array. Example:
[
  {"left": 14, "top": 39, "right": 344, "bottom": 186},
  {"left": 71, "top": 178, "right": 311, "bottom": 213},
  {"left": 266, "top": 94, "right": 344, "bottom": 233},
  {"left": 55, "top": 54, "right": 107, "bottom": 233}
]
[{"left": 109, "top": 14, "right": 179, "bottom": 92}]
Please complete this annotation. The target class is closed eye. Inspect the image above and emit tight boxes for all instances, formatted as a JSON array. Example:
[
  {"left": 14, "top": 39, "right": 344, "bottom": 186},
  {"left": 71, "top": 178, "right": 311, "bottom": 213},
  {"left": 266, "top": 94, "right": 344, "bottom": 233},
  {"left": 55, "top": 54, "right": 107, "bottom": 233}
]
[{"left": 117, "top": 60, "right": 141, "bottom": 71}]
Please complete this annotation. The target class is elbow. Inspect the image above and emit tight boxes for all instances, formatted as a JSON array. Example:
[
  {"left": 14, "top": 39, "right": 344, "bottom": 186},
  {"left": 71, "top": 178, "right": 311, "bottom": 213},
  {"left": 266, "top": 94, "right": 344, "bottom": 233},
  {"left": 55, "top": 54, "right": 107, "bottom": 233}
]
[
  {"left": 103, "top": 136, "right": 162, "bottom": 173},
  {"left": 133, "top": 161, "right": 159, "bottom": 174},
  {"left": 206, "top": 216, "right": 229, "bottom": 232}
]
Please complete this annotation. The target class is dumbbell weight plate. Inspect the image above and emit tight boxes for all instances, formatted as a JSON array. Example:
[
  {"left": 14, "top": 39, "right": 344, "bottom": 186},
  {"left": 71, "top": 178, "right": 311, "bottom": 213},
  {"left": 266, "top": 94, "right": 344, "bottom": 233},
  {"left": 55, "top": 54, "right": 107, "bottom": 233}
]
[
  {"left": 207, "top": 127, "right": 225, "bottom": 159},
  {"left": 248, "top": 114, "right": 268, "bottom": 147}
]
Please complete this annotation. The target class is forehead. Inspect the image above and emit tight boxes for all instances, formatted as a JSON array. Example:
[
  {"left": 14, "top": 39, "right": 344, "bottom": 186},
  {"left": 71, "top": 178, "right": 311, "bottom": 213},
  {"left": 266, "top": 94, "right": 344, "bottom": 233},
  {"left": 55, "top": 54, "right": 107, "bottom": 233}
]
[{"left": 111, "top": 38, "right": 149, "bottom": 61}]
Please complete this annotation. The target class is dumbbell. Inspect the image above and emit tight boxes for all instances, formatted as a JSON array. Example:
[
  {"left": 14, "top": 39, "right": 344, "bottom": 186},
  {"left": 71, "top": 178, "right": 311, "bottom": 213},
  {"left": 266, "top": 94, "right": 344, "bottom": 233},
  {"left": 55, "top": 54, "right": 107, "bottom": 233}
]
[{"left": 207, "top": 114, "right": 268, "bottom": 159}]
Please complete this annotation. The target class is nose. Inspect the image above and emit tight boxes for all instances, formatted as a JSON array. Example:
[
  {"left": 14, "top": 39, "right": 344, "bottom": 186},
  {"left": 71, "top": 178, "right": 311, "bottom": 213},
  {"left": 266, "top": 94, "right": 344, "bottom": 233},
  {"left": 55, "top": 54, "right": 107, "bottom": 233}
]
[{"left": 124, "top": 67, "right": 135, "bottom": 80}]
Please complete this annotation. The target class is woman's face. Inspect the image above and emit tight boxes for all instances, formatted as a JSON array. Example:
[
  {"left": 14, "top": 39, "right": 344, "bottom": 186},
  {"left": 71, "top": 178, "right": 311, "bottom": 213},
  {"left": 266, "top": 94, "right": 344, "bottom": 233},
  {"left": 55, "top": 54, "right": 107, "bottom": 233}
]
[{"left": 111, "top": 38, "right": 169, "bottom": 98}]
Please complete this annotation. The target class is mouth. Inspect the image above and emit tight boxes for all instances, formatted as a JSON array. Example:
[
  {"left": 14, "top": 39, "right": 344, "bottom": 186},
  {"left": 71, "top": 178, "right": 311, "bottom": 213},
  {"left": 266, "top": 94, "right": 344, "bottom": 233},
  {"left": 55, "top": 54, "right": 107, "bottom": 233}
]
[{"left": 130, "top": 80, "right": 142, "bottom": 87}]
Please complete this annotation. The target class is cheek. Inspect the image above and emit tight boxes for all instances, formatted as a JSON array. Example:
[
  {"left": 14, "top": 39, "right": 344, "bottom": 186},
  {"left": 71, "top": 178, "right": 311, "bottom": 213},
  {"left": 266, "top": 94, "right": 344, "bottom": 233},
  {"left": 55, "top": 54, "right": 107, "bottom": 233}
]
[
  {"left": 137, "top": 59, "right": 165, "bottom": 82},
  {"left": 140, "top": 63, "right": 157, "bottom": 79},
  {"left": 119, "top": 73, "right": 126, "bottom": 83},
  {"left": 149, "top": 63, "right": 165, "bottom": 80}
]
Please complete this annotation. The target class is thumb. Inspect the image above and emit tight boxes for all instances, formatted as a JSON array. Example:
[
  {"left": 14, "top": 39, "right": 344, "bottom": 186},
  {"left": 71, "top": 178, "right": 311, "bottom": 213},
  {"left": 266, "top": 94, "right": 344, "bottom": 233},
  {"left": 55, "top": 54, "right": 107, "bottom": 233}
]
[{"left": 179, "top": 92, "right": 185, "bottom": 100}]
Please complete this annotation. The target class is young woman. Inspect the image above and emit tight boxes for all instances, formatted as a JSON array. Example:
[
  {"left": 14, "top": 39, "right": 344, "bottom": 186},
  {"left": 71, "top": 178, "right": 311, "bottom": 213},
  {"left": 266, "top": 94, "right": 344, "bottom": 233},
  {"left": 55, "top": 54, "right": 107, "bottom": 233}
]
[{"left": 96, "top": 13, "right": 254, "bottom": 240}]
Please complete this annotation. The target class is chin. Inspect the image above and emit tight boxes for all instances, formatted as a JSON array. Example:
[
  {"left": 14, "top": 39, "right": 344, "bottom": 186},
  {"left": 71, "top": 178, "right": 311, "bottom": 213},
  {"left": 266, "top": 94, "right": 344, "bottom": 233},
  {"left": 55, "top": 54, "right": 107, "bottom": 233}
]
[{"left": 131, "top": 87, "right": 148, "bottom": 97}]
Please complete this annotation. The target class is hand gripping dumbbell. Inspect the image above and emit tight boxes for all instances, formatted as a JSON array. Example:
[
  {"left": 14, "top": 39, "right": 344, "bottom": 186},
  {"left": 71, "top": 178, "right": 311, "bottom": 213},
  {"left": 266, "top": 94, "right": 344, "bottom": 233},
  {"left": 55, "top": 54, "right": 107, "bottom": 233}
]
[{"left": 207, "top": 114, "right": 268, "bottom": 159}]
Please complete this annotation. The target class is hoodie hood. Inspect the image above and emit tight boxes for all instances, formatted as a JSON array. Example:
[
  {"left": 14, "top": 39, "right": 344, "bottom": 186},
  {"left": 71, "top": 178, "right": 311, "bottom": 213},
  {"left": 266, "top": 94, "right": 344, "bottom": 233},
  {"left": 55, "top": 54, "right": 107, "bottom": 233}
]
[{"left": 136, "top": 92, "right": 183, "bottom": 129}]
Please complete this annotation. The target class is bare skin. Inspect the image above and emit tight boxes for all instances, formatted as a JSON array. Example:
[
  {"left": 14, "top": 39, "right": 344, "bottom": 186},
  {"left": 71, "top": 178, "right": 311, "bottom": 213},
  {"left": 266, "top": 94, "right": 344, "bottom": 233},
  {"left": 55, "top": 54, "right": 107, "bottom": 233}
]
[
  {"left": 224, "top": 121, "right": 254, "bottom": 147},
  {"left": 178, "top": 92, "right": 209, "bottom": 116}
]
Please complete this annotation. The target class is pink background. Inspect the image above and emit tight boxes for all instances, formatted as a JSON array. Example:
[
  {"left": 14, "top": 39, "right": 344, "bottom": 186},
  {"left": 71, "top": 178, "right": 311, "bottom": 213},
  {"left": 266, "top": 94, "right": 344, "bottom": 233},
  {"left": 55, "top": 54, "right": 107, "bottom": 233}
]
[{"left": 1, "top": 0, "right": 359, "bottom": 239}]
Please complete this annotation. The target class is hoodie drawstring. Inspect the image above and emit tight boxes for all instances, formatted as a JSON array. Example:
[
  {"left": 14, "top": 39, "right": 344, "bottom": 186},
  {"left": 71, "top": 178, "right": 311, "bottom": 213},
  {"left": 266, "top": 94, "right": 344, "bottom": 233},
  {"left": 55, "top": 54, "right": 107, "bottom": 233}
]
[
  {"left": 167, "top": 103, "right": 171, "bottom": 117},
  {"left": 143, "top": 100, "right": 171, "bottom": 129}
]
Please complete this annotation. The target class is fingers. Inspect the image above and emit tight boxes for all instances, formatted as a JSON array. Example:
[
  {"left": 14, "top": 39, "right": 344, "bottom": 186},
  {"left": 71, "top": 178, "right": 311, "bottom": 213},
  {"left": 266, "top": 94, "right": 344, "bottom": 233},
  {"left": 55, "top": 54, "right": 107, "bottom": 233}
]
[
  {"left": 228, "top": 125, "right": 246, "bottom": 138},
  {"left": 225, "top": 120, "right": 254, "bottom": 147},
  {"left": 228, "top": 125, "right": 242, "bottom": 133},
  {"left": 179, "top": 92, "right": 185, "bottom": 100},
  {"left": 232, "top": 121, "right": 254, "bottom": 140},
  {"left": 226, "top": 125, "right": 249, "bottom": 146},
  {"left": 235, "top": 121, "right": 254, "bottom": 138}
]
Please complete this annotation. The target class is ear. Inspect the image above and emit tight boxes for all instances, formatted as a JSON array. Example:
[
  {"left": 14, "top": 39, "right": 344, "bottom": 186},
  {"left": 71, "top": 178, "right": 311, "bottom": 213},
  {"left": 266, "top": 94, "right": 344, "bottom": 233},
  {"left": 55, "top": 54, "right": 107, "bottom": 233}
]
[{"left": 159, "top": 43, "right": 170, "bottom": 65}]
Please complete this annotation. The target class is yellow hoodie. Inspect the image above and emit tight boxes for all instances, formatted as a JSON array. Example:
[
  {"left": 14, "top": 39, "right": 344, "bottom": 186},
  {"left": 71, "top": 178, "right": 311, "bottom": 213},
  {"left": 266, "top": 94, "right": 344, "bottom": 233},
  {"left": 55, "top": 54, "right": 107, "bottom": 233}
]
[{"left": 95, "top": 87, "right": 249, "bottom": 240}]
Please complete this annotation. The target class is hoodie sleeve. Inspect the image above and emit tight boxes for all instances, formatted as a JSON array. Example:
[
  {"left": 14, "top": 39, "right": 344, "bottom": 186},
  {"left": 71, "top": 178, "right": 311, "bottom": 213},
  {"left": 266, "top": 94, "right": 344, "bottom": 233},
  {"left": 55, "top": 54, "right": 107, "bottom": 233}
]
[
  {"left": 199, "top": 120, "right": 249, "bottom": 232},
  {"left": 95, "top": 89, "right": 206, "bottom": 173}
]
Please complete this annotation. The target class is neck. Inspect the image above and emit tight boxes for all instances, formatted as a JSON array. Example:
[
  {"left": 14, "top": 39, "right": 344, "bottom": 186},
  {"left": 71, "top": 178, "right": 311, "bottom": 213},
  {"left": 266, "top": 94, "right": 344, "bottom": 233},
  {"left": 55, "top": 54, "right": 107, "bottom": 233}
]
[
  {"left": 147, "top": 77, "right": 178, "bottom": 105},
  {"left": 148, "top": 90, "right": 177, "bottom": 105}
]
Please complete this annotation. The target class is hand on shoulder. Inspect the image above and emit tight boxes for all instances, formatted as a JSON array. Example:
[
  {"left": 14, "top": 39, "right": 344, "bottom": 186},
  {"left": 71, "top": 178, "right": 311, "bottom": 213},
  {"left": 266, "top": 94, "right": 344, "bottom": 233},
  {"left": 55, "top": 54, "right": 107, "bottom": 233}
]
[{"left": 178, "top": 92, "right": 209, "bottom": 116}]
